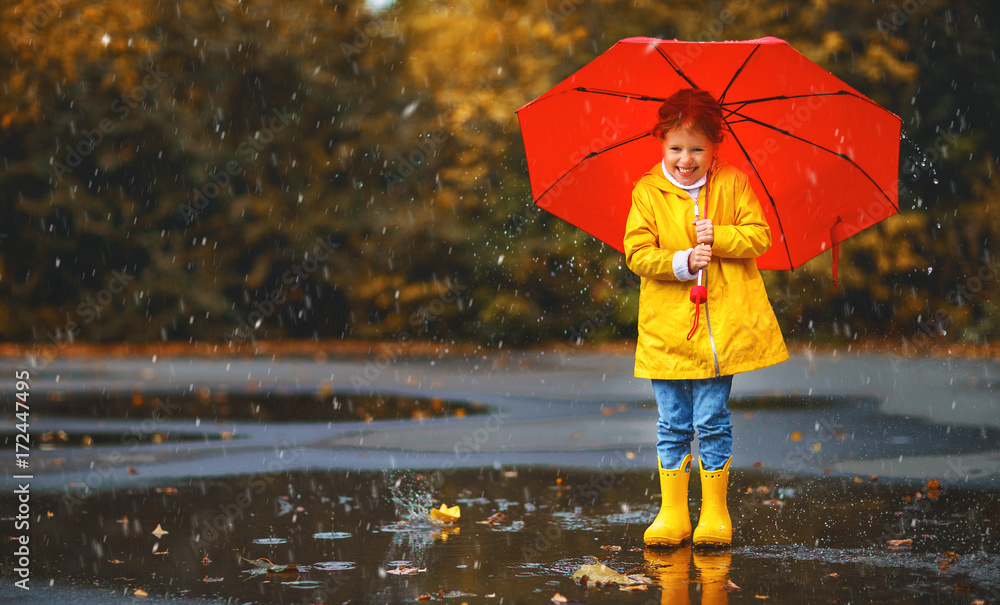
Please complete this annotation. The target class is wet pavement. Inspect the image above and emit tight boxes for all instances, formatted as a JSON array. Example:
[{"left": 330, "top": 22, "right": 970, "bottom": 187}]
[{"left": 1, "top": 350, "right": 999, "bottom": 603}]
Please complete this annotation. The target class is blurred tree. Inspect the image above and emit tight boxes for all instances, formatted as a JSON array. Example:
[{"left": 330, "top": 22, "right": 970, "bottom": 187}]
[{"left": 1, "top": 0, "right": 998, "bottom": 352}]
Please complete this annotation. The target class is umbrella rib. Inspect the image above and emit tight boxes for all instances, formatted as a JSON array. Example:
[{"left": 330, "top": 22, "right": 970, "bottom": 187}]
[
  {"left": 568, "top": 87, "right": 666, "bottom": 103},
  {"left": 723, "top": 129, "right": 795, "bottom": 270},
  {"left": 652, "top": 44, "right": 700, "bottom": 89},
  {"left": 532, "top": 130, "right": 654, "bottom": 204},
  {"left": 723, "top": 90, "right": 859, "bottom": 110},
  {"left": 718, "top": 45, "right": 762, "bottom": 105},
  {"left": 730, "top": 110, "right": 899, "bottom": 211}
]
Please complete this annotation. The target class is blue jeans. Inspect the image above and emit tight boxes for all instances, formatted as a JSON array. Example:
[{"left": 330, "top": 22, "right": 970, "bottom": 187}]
[{"left": 652, "top": 376, "right": 734, "bottom": 471}]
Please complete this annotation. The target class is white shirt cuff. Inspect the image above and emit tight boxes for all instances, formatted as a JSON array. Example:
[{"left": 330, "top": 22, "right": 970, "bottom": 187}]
[{"left": 673, "top": 249, "right": 696, "bottom": 281}]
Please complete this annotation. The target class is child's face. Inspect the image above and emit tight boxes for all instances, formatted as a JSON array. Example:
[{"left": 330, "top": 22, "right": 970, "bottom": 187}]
[{"left": 660, "top": 126, "right": 716, "bottom": 187}]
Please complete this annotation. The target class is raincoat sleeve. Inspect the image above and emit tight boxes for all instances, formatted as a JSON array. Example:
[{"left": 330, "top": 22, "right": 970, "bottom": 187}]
[
  {"left": 624, "top": 185, "right": 681, "bottom": 280},
  {"left": 713, "top": 170, "right": 772, "bottom": 259}
]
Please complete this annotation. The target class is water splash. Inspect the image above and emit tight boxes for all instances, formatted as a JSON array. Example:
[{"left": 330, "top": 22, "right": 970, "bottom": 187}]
[{"left": 385, "top": 470, "right": 436, "bottom": 525}]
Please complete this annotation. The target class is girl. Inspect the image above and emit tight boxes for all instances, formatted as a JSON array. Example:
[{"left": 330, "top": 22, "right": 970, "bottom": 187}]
[{"left": 624, "top": 88, "right": 788, "bottom": 547}]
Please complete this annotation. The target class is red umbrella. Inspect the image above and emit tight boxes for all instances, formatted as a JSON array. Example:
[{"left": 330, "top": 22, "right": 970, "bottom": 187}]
[{"left": 515, "top": 36, "right": 901, "bottom": 278}]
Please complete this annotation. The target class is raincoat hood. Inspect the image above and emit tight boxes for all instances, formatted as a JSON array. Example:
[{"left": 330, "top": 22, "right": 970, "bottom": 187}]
[{"left": 624, "top": 161, "right": 788, "bottom": 379}]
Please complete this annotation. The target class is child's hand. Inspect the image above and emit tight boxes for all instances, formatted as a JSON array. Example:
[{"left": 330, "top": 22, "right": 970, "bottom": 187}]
[
  {"left": 688, "top": 243, "right": 712, "bottom": 273},
  {"left": 693, "top": 218, "right": 714, "bottom": 245}
]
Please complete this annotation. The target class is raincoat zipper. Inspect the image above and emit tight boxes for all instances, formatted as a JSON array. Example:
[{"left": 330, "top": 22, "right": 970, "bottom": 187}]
[
  {"left": 703, "top": 290, "right": 721, "bottom": 377},
  {"left": 689, "top": 167, "right": 721, "bottom": 377}
]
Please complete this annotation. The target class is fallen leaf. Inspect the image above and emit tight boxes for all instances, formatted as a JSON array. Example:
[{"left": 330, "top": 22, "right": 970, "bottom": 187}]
[
  {"left": 724, "top": 579, "right": 741, "bottom": 591},
  {"left": 134, "top": 588, "right": 148, "bottom": 597},
  {"left": 201, "top": 557, "right": 212, "bottom": 565},
  {"left": 240, "top": 557, "right": 300, "bottom": 574},
  {"left": 551, "top": 594, "right": 568, "bottom": 603},
  {"left": 600, "top": 545, "right": 622, "bottom": 552},
  {"left": 128, "top": 465, "right": 139, "bottom": 474},
  {"left": 926, "top": 479, "right": 941, "bottom": 490},
  {"left": 429, "top": 503, "right": 461, "bottom": 524},
  {"left": 477, "top": 512, "right": 508, "bottom": 526},
  {"left": 853, "top": 477, "right": 864, "bottom": 484},
  {"left": 416, "top": 594, "right": 433, "bottom": 601},
  {"left": 886, "top": 539, "right": 913, "bottom": 548},
  {"left": 869, "top": 475, "right": 879, "bottom": 482},
  {"left": 154, "top": 549, "right": 169, "bottom": 556},
  {"left": 619, "top": 584, "right": 648, "bottom": 592},
  {"left": 790, "top": 431, "right": 802, "bottom": 442},
  {"left": 828, "top": 573, "right": 839, "bottom": 578},
  {"left": 387, "top": 565, "right": 427, "bottom": 576},
  {"left": 755, "top": 596, "right": 770, "bottom": 600},
  {"left": 763, "top": 499, "right": 785, "bottom": 507},
  {"left": 752, "top": 461, "right": 765, "bottom": 468},
  {"left": 572, "top": 560, "right": 651, "bottom": 588},
  {"left": 201, "top": 576, "right": 224, "bottom": 583},
  {"left": 108, "top": 559, "right": 124, "bottom": 564},
  {"left": 811, "top": 443, "right": 822, "bottom": 452},
  {"left": 152, "top": 524, "right": 169, "bottom": 538}
]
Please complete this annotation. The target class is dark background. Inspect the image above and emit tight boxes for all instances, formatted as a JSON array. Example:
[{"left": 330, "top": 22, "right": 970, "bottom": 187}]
[{"left": 2, "top": 0, "right": 998, "bottom": 350}]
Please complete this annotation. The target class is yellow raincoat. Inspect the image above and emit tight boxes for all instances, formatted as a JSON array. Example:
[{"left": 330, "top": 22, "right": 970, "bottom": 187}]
[{"left": 624, "top": 160, "right": 788, "bottom": 379}]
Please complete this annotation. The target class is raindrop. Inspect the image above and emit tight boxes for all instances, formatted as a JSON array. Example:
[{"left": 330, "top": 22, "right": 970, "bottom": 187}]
[
  {"left": 313, "top": 561, "right": 356, "bottom": 571},
  {"left": 313, "top": 531, "right": 351, "bottom": 540}
]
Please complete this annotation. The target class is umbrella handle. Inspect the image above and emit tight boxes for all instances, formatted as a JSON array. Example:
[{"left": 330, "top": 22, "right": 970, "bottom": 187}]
[{"left": 686, "top": 283, "right": 708, "bottom": 340}]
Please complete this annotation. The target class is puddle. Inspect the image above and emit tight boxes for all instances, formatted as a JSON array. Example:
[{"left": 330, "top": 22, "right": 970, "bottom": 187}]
[
  {"left": 25, "top": 391, "right": 488, "bottom": 422},
  {"left": 31, "top": 429, "right": 230, "bottom": 449},
  {"left": 6, "top": 467, "right": 998, "bottom": 604}
]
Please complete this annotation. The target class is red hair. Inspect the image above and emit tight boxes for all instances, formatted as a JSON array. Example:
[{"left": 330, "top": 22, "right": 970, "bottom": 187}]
[{"left": 652, "top": 88, "right": 724, "bottom": 144}]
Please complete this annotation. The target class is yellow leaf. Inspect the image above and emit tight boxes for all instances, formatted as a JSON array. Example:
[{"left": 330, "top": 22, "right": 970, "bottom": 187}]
[
  {"left": 429, "top": 503, "right": 460, "bottom": 523},
  {"left": 152, "top": 524, "right": 168, "bottom": 538}
]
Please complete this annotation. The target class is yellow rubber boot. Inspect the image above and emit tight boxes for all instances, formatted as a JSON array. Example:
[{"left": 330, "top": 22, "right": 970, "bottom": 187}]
[
  {"left": 645, "top": 544, "right": 692, "bottom": 605},
  {"left": 643, "top": 454, "right": 692, "bottom": 547},
  {"left": 693, "top": 550, "right": 732, "bottom": 605},
  {"left": 693, "top": 456, "right": 732, "bottom": 546}
]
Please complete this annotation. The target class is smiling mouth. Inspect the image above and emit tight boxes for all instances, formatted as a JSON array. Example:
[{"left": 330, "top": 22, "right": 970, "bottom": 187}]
[{"left": 677, "top": 167, "right": 697, "bottom": 176}]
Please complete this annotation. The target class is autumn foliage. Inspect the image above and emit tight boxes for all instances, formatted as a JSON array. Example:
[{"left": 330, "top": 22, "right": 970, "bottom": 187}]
[{"left": 1, "top": 0, "right": 998, "bottom": 350}]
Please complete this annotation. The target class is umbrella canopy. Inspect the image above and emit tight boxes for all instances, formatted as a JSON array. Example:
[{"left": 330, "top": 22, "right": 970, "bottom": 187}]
[{"left": 515, "top": 36, "right": 901, "bottom": 271}]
